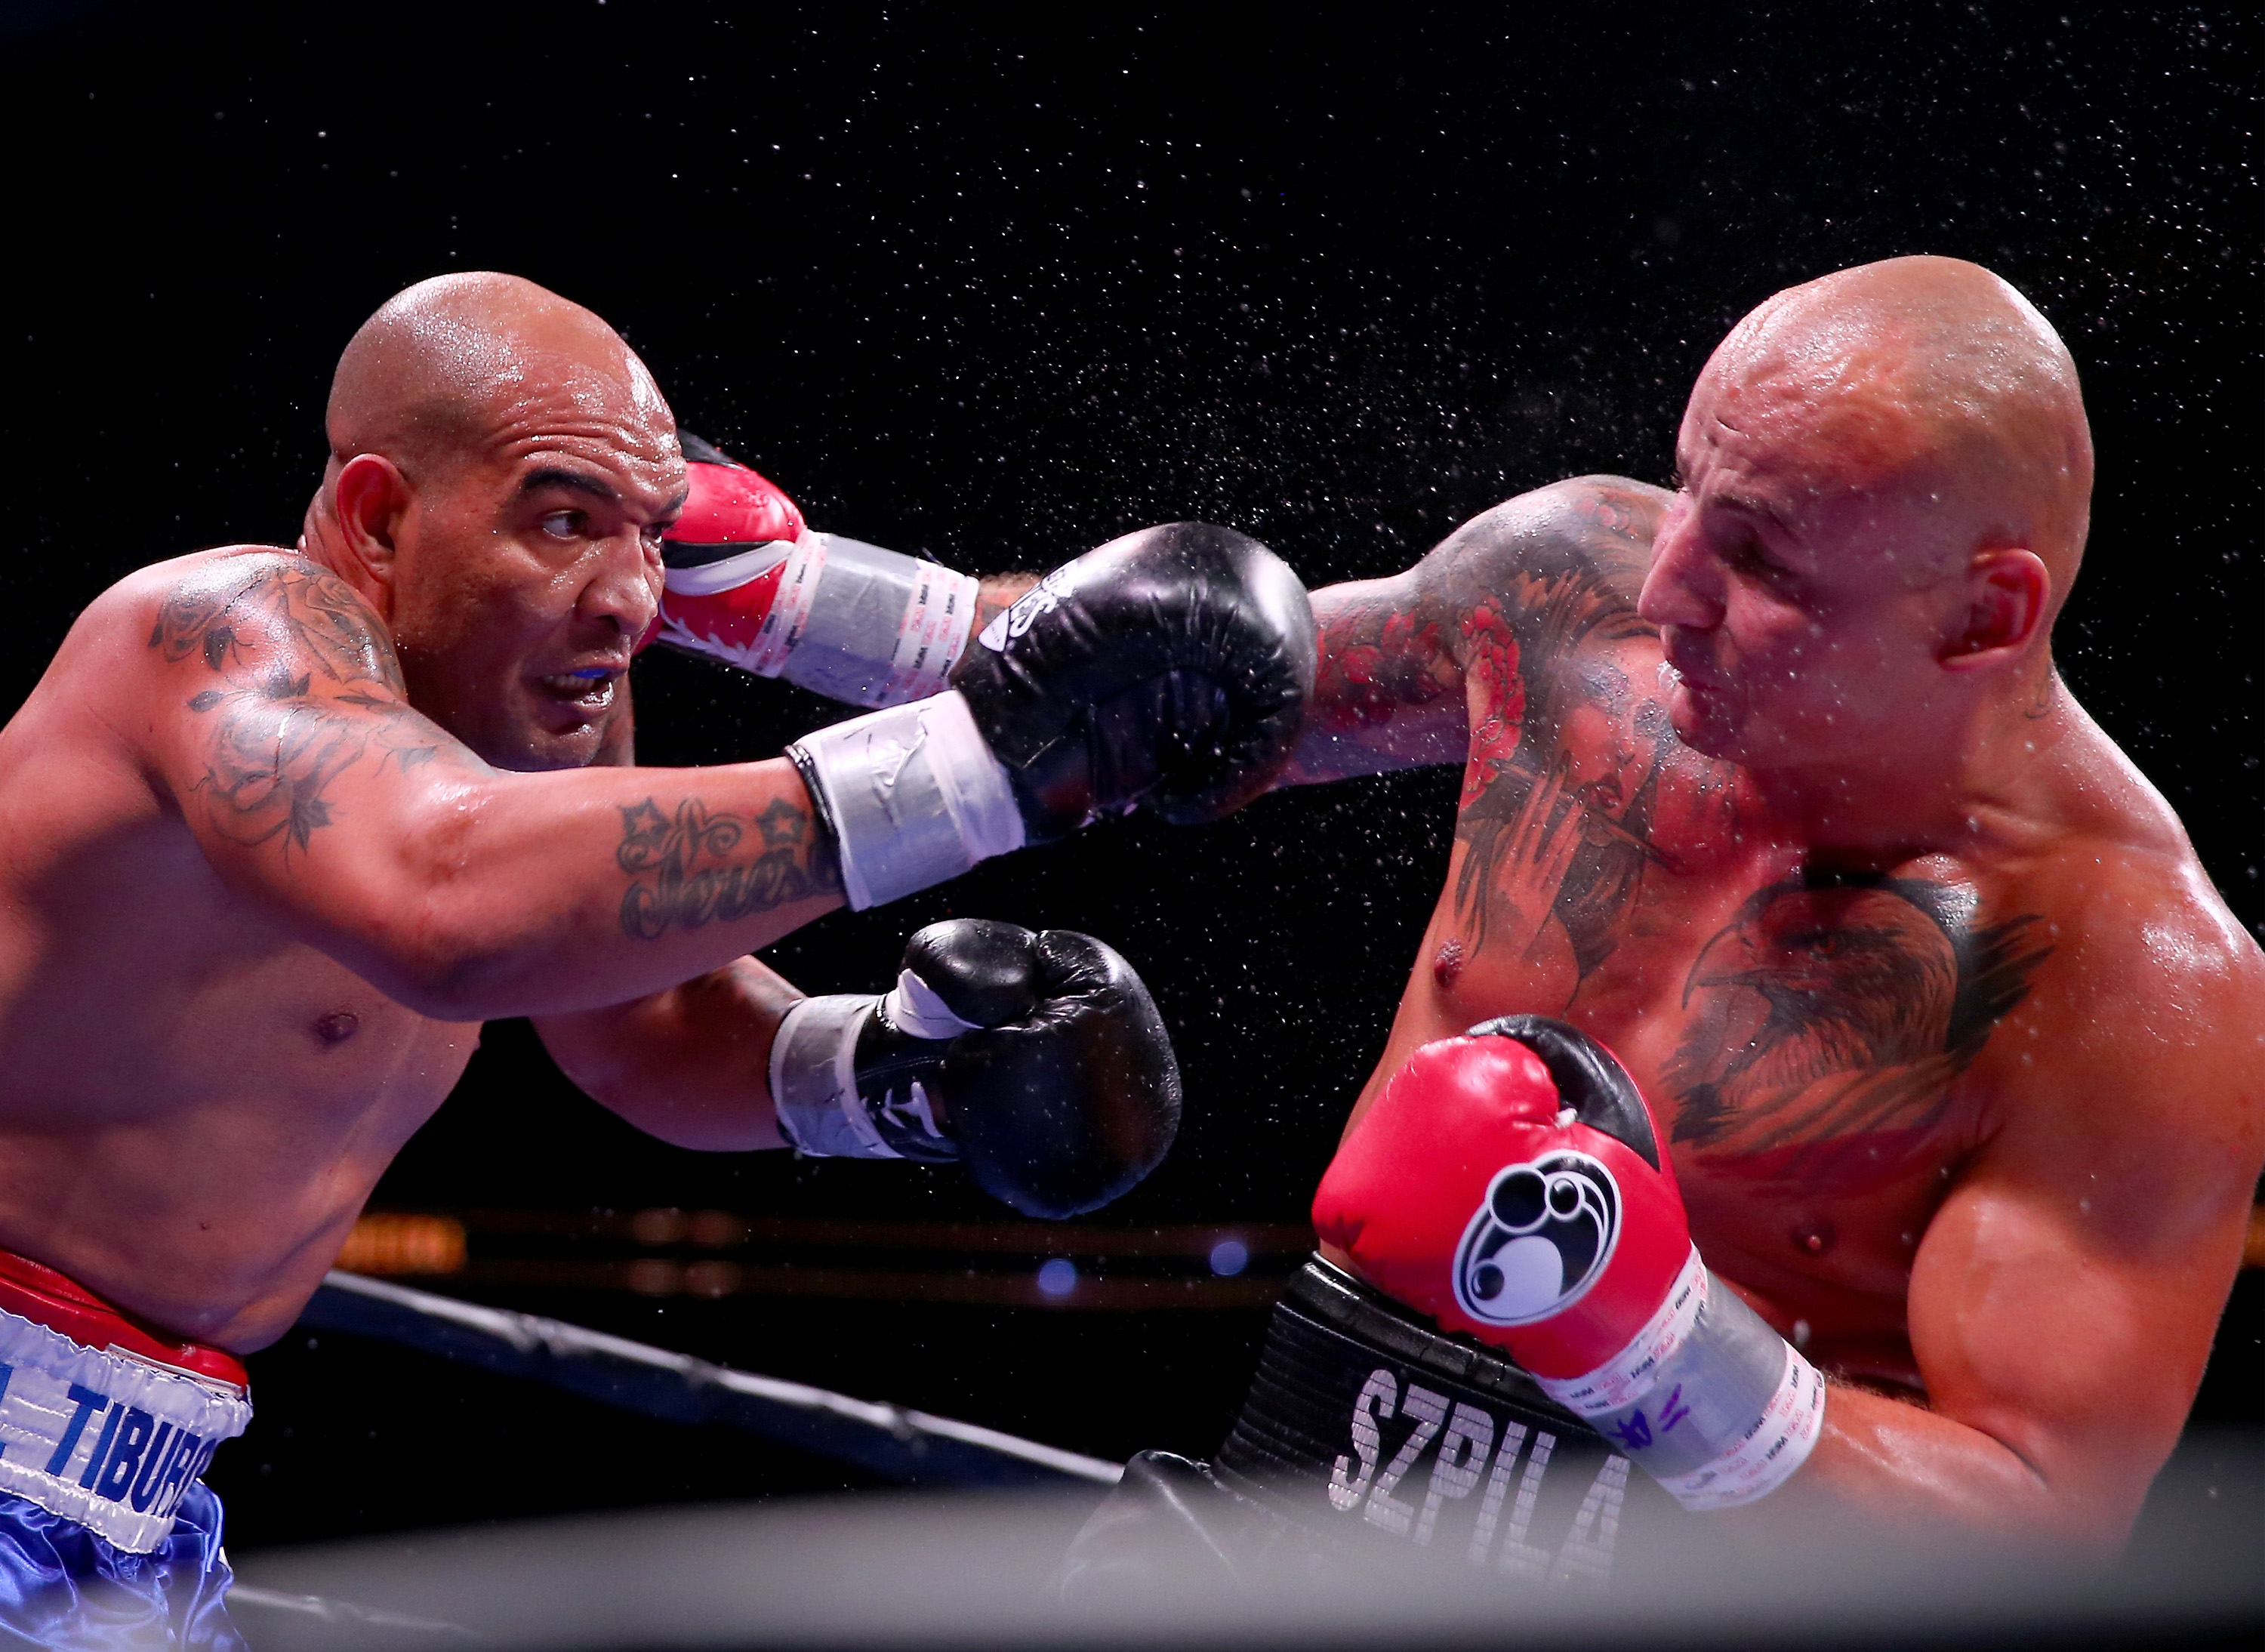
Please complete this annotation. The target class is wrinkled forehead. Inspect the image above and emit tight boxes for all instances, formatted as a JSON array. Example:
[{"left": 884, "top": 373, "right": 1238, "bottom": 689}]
[
  {"left": 1681, "top": 318, "right": 1946, "bottom": 501},
  {"left": 473, "top": 343, "right": 680, "bottom": 479}
]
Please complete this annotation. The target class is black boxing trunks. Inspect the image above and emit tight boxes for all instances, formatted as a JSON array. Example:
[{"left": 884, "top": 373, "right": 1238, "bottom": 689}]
[{"left": 1059, "top": 1257, "right": 1696, "bottom": 1597}]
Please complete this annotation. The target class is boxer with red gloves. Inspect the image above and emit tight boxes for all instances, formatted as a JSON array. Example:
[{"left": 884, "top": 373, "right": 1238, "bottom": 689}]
[
  {"left": 1313, "top": 1018, "right": 1823, "bottom": 1512},
  {"left": 1060, "top": 259, "right": 2263, "bottom": 1592}
]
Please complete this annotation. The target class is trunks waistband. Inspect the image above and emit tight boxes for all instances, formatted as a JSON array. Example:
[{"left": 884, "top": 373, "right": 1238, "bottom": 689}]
[
  {"left": 1213, "top": 1257, "right": 1678, "bottom": 1585},
  {"left": 0, "top": 1249, "right": 252, "bottom": 1554},
  {"left": 0, "top": 1250, "right": 247, "bottom": 1392}
]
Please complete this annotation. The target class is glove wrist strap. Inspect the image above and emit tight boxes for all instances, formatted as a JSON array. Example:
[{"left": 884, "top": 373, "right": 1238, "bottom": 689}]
[
  {"left": 787, "top": 691, "right": 1025, "bottom": 910},
  {"left": 1535, "top": 1250, "right": 1826, "bottom": 1512},
  {"left": 769, "top": 994, "right": 960, "bottom": 1161}
]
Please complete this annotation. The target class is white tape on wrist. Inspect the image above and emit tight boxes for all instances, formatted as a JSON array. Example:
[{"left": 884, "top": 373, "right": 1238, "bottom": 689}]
[
  {"left": 780, "top": 534, "right": 981, "bottom": 707},
  {"left": 789, "top": 691, "right": 1025, "bottom": 911},
  {"left": 1536, "top": 1249, "right": 1824, "bottom": 1512},
  {"left": 661, "top": 532, "right": 978, "bottom": 707},
  {"left": 1539, "top": 1247, "right": 1709, "bottom": 1419},
  {"left": 769, "top": 994, "right": 898, "bottom": 1158}
]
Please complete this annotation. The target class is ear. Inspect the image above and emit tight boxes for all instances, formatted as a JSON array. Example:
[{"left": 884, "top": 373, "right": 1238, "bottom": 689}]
[
  {"left": 328, "top": 454, "right": 415, "bottom": 618},
  {"left": 1939, "top": 548, "right": 2051, "bottom": 671}
]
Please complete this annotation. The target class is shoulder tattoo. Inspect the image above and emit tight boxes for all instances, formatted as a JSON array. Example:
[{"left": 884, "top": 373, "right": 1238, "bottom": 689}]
[{"left": 151, "top": 558, "right": 456, "bottom": 858}]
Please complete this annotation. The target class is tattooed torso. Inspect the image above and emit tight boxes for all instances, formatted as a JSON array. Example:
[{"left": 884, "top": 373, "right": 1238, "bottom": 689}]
[
  {"left": 1320, "top": 480, "right": 2060, "bottom": 1390},
  {"left": 0, "top": 543, "right": 837, "bottom": 1345},
  {"left": 0, "top": 548, "right": 488, "bottom": 1340}
]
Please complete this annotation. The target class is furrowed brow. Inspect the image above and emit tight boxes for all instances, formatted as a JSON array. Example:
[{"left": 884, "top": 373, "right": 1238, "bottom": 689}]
[
  {"left": 1712, "top": 489, "right": 1792, "bottom": 534},
  {"left": 519, "top": 467, "right": 622, "bottom": 507}
]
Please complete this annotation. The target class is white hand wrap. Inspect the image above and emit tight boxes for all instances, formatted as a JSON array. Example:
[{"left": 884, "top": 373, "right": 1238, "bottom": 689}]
[
  {"left": 787, "top": 690, "right": 1025, "bottom": 911},
  {"left": 1535, "top": 1248, "right": 1826, "bottom": 1512},
  {"left": 667, "top": 531, "right": 979, "bottom": 707},
  {"left": 769, "top": 970, "right": 981, "bottom": 1159}
]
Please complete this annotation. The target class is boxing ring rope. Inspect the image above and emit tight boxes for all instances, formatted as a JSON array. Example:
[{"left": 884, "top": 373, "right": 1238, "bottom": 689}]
[{"left": 300, "top": 1270, "right": 1123, "bottom": 1489}]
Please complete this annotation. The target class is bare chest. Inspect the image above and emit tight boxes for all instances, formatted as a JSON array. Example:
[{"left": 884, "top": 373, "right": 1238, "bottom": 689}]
[
  {"left": 1399, "top": 707, "right": 2052, "bottom": 1341},
  {"left": 0, "top": 753, "right": 477, "bottom": 1140}
]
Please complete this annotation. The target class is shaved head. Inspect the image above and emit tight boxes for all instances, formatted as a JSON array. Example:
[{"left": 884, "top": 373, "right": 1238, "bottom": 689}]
[
  {"left": 326, "top": 272, "right": 673, "bottom": 482},
  {"left": 1643, "top": 258, "right": 2095, "bottom": 773},
  {"left": 1701, "top": 255, "right": 2093, "bottom": 595},
  {"left": 304, "top": 273, "right": 682, "bottom": 772}
]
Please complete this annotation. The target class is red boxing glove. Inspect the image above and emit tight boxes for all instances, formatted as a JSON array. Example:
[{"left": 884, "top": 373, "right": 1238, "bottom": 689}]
[
  {"left": 647, "top": 432, "right": 810, "bottom": 665},
  {"left": 655, "top": 430, "right": 978, "bottom": 707},
  {"left": 1315, "top": 1016, "right": 1825, "bottom": 1512},
  {"left": 1314, "top": 1016, "right": 1688, "bottom": 1379}
]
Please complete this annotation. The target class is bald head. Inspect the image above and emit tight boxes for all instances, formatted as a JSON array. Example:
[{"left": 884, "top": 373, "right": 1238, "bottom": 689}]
[
  {"left": 1699, "top": 256, "right": 2093, "bottom": 594},
  {"left": 305, "top": 274, "right": 682, "bottom": 773},
  {"left": 326, "top": 272, "right": 672, "bottom": 482}
]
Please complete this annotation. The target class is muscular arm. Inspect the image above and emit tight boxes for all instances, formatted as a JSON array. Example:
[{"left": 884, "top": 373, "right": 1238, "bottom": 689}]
[
  {"left": 1280, "top": 476, "right": 1672, "bottom": 785},
  {"left": 533, "top": 957, "right": 804, "bottom": 1151},
  {"left": 131, "top": 551, "right": 844, "bottom": 1022},
  {"left": 1726, "top": 905, "right": 2265, "bottom": 1550}
]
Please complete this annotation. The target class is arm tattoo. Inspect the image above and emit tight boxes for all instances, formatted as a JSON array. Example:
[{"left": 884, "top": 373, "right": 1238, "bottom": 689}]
[
  {"left": 615, "top": 794, "right": 840, "bottom": 939},
  {"left": 1444, "top": 484, "right": 1733, "bottom": 991},
  {"left": 1310, "top": 593, "right": 1452, "bottom": 734},
  {"left": 1664, "top": 872, "right": 2051, "bottom": 1191},
  {"left": 152, "top": 558, "right": 459, "bottom": 857}
]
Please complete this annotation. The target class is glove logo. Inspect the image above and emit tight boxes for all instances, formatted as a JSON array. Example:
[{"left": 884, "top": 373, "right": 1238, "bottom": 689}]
[
  {"left": 977, "top": 567, "right": 1071, "bottom": 652},
  {"left": 1453, "top": 1151, "right": 1620, "bottom": 1327}
]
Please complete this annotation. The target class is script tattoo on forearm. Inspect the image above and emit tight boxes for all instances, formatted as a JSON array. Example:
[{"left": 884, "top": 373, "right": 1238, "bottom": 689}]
[
  {"left": 615, "top": 794, "right": 840, "bottom": 939},
  {"left": 1443, "top": 485, "right": 1734, "bottom": 996},
  {"left": 152, "top": 557, "right": 458, "bottom": 856},
  {"left": 1664, "top": 873, "right": 2051, "bottom": 1192}
]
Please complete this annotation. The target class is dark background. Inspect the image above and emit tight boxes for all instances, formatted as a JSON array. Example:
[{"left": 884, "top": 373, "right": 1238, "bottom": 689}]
[{"left": 0, "top": 2, "right": 2255, "bottom": 1551}]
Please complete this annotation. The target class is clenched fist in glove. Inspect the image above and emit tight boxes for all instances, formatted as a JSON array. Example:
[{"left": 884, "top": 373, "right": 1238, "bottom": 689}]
[
  {"left": 786, "top": 525, "right": 1316, "bottom": 910},
  {"left": 768, "top": 920, "right": 1181, "bottom": 1219},
  {"left": 1314, "top": 1016, "right": 1826, "bottom": 1512}
]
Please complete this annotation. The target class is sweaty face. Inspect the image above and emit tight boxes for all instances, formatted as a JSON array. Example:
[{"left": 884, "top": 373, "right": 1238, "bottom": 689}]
[
  {"left": 387, "top": 362, "right": 684, "bottom": 771},
  {"left": 1635, "top": 355, "right": 1971, "bottom": 772}
]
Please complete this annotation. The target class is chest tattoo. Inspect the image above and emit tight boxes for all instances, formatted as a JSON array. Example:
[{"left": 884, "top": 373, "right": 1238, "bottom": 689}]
[{"left": 1665, "top": 873, "right": 2051, "bottom": 1191}]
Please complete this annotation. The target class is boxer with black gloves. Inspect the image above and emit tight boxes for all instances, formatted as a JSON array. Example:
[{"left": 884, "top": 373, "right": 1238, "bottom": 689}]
[{"left": 0, "top": 271, "right": 1309, "bottom": 1647}]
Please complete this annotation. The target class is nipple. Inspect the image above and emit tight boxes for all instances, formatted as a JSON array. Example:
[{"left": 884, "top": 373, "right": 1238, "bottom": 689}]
[{"left": 1432, "top": 938, "right": 1468, "bottom": 992}]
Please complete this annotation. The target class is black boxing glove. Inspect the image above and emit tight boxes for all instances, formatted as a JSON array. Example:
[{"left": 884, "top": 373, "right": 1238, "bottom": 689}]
[
  {"left": 786, "top": 524, "right": 1317, "bottom": 908},
  {"left": 952, "top": 522, "right": 1318, "bottom": 842},
  {"left": 766, "top": 920, "right": 1181, "bottom": 1219}
]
